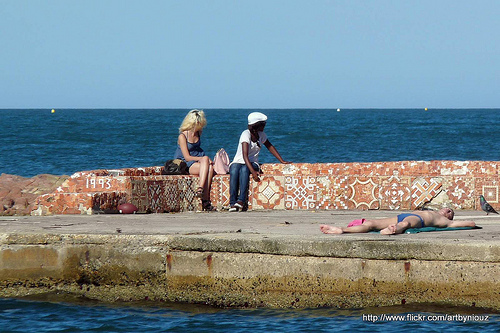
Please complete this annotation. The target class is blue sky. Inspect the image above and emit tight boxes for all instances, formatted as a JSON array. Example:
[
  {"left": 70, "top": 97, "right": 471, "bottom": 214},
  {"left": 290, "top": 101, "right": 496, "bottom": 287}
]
[{"left": 1, "top": 0, "right": 499, "bottom": 109}]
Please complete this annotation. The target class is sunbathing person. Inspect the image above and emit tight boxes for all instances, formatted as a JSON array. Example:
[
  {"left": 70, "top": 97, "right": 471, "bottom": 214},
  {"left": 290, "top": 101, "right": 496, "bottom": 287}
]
[{"left": 320, "top": 208, "right": 476, "bottom": 235}]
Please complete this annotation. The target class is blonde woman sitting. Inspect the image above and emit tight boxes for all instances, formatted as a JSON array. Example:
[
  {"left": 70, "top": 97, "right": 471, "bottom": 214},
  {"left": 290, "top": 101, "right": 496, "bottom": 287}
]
[{"left": 173, "top": 110, "right": 216, "bottom": 211}]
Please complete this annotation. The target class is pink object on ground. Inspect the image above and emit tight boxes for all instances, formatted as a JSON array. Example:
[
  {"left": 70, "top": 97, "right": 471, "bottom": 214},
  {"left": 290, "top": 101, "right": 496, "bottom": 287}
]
[{"left": 347, "top": 218, "right": 365, "bottom": 228}]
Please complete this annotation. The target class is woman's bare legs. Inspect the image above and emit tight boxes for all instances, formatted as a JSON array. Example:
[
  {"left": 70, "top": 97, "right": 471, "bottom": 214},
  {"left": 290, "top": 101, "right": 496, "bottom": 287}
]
[
  {"left": 188, "top": 156, "right": 214, "bottom": 200},
  {"left": 204, "top": 162, "right": 214, "bottom": 201}
]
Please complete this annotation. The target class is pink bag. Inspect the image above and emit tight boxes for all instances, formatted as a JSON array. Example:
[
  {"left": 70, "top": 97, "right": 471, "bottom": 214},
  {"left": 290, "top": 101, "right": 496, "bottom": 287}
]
[{"left": 213, "top": 148, "right": 230, "bottom": 174}]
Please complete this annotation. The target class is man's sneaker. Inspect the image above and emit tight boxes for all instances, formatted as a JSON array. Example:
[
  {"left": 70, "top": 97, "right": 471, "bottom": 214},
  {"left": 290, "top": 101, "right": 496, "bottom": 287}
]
[{"left": 229, "top": 201, "right": 244, "bottom": 212}]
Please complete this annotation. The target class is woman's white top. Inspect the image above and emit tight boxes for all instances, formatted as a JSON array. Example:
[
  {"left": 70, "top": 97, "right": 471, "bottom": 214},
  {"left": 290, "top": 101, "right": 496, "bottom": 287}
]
[{"left": 231, "top": 130, "right": 268, "bottom": 165}]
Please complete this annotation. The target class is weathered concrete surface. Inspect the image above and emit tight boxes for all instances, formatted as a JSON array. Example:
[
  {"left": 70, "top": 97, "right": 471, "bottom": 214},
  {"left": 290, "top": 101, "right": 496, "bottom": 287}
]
[{"left": 1, "top": 210, "right": 500, "bottom": 309}]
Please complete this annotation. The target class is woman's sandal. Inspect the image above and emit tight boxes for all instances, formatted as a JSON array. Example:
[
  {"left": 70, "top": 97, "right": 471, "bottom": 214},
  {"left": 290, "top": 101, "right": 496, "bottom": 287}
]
[
  {"left": 202, "top": 199, "right": 217, "bottom": 212},
  {"left": 195, "top": 186, "right": 204, "bottom": 198}
]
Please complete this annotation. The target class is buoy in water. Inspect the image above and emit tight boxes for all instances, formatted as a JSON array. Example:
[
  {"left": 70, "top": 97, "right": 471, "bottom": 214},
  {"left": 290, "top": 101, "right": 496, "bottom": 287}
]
[
  {"left": 51, "top": 109, "right": 55, "bottom": 113},
  {"left": 424, "top": 108, "right": 428, "bottom": 111},
  {"left": 337, "top": 108, "right": 340, "bottom": 112}
]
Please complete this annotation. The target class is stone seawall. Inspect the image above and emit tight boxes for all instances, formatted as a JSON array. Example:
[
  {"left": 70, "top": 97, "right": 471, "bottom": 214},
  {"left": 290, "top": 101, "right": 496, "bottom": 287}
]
[
  {"left": 1, "top": 227, "right": 500, "bottom": 309},
  {"left": 32, "top": 161, "right": 500, "bottom": 215}
]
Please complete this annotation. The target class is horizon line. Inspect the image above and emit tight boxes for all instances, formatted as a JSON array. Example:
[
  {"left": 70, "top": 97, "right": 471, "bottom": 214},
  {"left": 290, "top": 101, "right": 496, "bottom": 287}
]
[{"left": 1, "top": 107, "right": 500, "bottom": 111}]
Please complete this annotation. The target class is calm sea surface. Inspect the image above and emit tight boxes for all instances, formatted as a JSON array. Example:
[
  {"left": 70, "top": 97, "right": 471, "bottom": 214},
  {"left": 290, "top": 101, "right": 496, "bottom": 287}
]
[
  {"left": 1, "top": 298, "right": 499, "bottom": 332},
  {"left": 1, "top": 108, "right": 500, "bottom": 331},
  {"left": 1, "top": 108, "right": 499, "bottom": 177}
]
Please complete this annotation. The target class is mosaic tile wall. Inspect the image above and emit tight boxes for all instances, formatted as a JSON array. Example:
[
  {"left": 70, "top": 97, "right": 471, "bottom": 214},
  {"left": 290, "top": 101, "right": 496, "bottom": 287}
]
[{"left": 32, "top": 161, "right": 500, "bottom": 215}]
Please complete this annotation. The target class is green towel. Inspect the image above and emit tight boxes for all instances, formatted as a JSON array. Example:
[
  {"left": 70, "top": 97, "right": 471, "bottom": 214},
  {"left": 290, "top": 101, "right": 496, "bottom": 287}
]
[
  {"left": 404, "top": 226, "right": 482, "bottom": 234},
  {"left": 370, "top": 226, "right": 482, "bottom": 234}
]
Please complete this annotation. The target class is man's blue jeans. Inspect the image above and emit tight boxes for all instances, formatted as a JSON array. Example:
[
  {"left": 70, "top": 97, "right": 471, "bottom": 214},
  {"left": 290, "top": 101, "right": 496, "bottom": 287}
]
[{"left": 229, "top": 162, "right": 259, "bottom": 206}]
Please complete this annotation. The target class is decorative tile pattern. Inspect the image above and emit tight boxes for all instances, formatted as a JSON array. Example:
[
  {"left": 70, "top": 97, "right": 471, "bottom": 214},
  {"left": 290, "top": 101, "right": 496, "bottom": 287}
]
[
  {"left": 474, "top": 178, "right": 500, "bottom": 210},
  {"left": 32, "top": 161, "right": 500, "bottom": 214},
  {"left": 315, "top": 176, "right": 334, "bottom": 210},
  {"left": 163, "top": 179, "right": 181, "bottom": 212},
  {"left": 328, "top": 176, "right": 350, "bottom": 210},
  {"left": 214, "top": 175, "right": 230, "bottom": 208},
  {"left": 284, "top": 176, "right": 317, "bottom": 210},
  {"left": 411, "top": 178, "right": 442, "bottom": 209},
  {"left": 147, "top": 182, "right": 163, "bottom": 213},
  {"left": 252, "top": 176, "right": 285, "bottom": 210},
  {"left": 178, "top": 177, "right": 199, "bottom": 211},
  {"left": 482, "top": 186, "right": 499, "bottom": 203},
  {"left": 348, "top": 177, "right": 380, "bottom": 210},
  {"left": 314, "top": 175, "right": 351, "bottom": 210},
  {"left": 445, "top": 177, "right": 475, "bottom": 210},
  {"left": 131, "top": 180, "right": 148, "bottom": 212},
  {"left": 379, "top": 174, "right": 412, "bottom": 210}
]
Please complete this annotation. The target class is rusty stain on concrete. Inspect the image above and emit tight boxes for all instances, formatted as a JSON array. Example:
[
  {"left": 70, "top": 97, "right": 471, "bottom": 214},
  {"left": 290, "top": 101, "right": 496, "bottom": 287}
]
[
  {"left": 404, "top": 261, "right": 411, "bottom": 273},
  {"left": 166, "top": 254, "right": 172, "bottom": 271},
  {"left": 205, "top": 254, "right": 213, "bottom": 276}
]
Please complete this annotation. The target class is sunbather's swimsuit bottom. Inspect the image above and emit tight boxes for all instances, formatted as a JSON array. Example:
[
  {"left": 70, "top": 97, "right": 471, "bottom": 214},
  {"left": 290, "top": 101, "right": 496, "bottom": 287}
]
[{"left": 397, "top": 213, "right": 424, "bottom": 228}]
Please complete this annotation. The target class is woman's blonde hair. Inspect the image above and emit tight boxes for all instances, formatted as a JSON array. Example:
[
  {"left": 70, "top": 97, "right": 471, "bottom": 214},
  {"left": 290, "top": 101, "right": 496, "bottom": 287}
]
[{"left": 179, "top": 109, "right": 207, "bottom": 133}]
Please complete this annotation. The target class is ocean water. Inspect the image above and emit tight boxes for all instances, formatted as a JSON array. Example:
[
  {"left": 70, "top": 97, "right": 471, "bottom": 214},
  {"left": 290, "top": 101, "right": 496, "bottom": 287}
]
[
  {"left": 2, "top": 108, "right": 500, "bottom": 331},
  {"left": 0, "top": 298, "right": 498, "bottom": 333},
  {"left": 1, "top": 108, "right": 499, "bottom": 178}
]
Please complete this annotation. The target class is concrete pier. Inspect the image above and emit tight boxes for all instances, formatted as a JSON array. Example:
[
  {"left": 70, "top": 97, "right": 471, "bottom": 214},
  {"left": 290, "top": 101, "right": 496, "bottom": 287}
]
[{"left": 1, "top": 210, "right": 499, "bottom": 309}]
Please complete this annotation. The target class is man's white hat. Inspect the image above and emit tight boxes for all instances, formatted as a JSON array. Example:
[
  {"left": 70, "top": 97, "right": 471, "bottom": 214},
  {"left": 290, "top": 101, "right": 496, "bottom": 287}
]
[{"left": 248, "top": 112, "right": 268, "bottom": 125}]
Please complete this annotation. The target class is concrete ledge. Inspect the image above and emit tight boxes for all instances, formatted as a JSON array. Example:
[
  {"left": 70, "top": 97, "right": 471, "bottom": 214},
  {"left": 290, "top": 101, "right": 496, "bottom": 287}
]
[
  {"left": 3, "top": 232, "right": 500, "bottom": 261},
  {"left": 1, "top": 210, "right": 500, "bottom": 309}
]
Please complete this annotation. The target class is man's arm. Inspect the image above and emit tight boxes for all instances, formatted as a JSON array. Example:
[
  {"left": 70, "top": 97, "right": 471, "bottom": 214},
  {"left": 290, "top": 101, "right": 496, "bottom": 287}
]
[
  {"left": 428, "top": 213, "right": 476, "bottom": 228},
  {"left": 242, "top": 142, "right": 260, "bottom": 181},
  {"left": 264, "top": 140, "right": 290, "bottom": 164}
]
